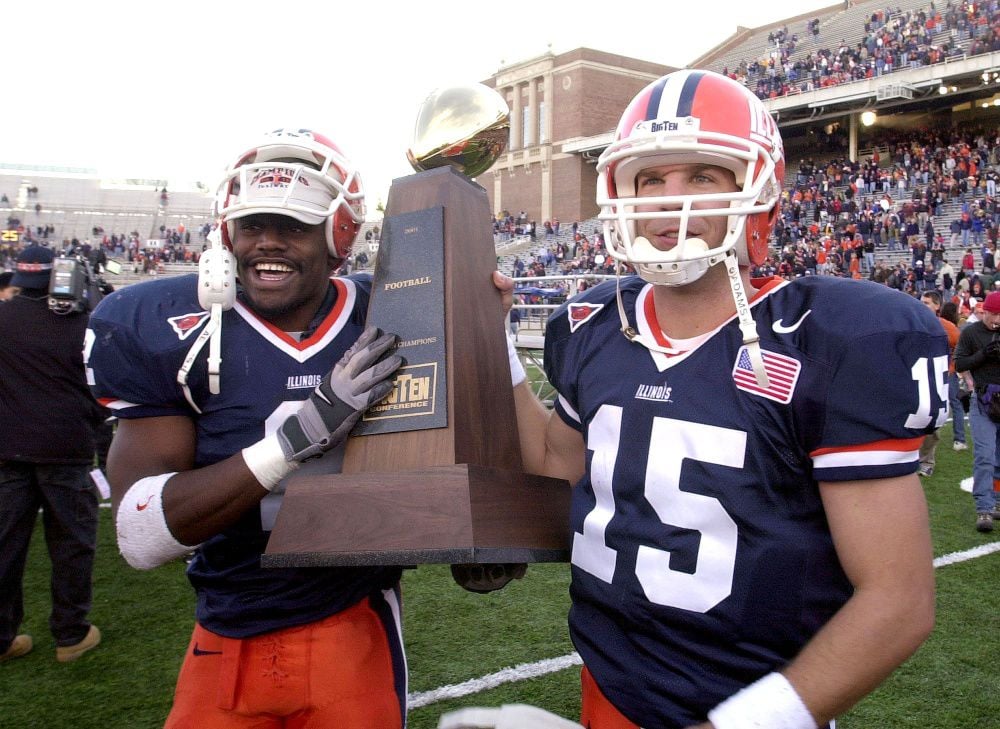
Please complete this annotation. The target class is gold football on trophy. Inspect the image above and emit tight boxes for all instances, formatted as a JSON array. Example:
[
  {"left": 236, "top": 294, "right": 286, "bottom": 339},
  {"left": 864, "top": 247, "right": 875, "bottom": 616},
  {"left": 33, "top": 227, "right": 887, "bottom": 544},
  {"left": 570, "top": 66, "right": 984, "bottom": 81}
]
[{"left": 407, "top": 84, "right": 510, "bottom": 178}]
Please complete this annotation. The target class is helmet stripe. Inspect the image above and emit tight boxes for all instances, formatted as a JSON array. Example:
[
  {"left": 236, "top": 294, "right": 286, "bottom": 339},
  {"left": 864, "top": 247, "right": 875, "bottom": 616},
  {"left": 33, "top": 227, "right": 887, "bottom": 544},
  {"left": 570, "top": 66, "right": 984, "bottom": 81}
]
[
  {"left": 645, "top": 77, "right": 667, "bottom": 121},
  {"left": 675, "top": 70, "right": 706, "bottom": 117}
]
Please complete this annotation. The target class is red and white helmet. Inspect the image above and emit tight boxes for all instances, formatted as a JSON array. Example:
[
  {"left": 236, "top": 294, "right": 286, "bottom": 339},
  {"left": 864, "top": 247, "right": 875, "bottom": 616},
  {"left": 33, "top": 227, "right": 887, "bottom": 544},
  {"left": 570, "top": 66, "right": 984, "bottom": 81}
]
[
  {"left": 597, "top": 70, "right": 785, "bottom": 285},
  {"left": 214, "top": 128, "right": 365, "bottom": 260}
]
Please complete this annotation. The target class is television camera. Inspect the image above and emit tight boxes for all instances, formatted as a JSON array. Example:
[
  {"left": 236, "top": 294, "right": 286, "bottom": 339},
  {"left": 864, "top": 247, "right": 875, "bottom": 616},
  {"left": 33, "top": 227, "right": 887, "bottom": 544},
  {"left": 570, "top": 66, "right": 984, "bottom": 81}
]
[{"left": 48, "top": 254, "right": 113, "bottom": 314}]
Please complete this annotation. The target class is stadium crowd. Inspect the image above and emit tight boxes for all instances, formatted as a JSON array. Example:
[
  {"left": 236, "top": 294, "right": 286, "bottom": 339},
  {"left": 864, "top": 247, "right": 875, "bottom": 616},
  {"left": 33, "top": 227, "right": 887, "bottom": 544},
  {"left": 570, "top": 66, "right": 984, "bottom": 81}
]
[
  {"left": 487, "top": 118, "right": 1000, "bottom": 334},
  {"left": 753, "top": 120, "right": 1000, "bottom": 306},
  {"left": 720, "top": 1, "right": 1000, "bottom": 99},
  {"left": 6, "top": 118, "right": 1000, "bottom": 315}
]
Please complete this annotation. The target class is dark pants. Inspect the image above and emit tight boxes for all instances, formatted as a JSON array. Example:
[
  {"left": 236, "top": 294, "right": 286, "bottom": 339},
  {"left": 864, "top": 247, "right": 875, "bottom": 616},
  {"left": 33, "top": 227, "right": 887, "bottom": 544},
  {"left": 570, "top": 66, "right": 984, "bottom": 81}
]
[
  {"left": 0, "top": 461, "right": 98, "bottom": 651},
  {"left": 94, "top": 419, "right": 115, "bottom": 471}
]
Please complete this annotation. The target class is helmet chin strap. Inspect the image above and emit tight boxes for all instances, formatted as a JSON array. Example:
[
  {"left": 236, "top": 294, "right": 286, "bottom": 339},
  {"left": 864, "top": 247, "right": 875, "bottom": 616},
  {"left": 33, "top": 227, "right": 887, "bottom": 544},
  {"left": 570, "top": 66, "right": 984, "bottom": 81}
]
[
  {"left": 177, "top": 237, "right": 236, "bottom": 414},
  {"left": 616, "top": 268, "right": 685, "bottom": 355},
  {"left": 723, "top": 252, "right": 770, "bottom": 388},
  {"left": 616, "top": 252, "right": 770, "bottom": 388}
]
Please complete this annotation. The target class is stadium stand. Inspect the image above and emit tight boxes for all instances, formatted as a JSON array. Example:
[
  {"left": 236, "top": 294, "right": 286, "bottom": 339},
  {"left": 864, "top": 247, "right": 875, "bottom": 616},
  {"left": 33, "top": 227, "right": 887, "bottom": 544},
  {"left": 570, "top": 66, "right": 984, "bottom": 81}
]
[
  {"left": 0, "top": 165, "right": 215, "bottom": 245},
  {"left": 702, "top": 0, "right": 997, "bottom": 99}
]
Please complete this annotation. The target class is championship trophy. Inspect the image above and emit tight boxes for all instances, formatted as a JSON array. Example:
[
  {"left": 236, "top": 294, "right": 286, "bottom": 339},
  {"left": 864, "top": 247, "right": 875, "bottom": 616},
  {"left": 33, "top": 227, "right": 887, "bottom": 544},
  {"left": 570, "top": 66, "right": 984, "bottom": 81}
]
[{"left": 263, "top": 84, "right": 571, "bottom": 571}]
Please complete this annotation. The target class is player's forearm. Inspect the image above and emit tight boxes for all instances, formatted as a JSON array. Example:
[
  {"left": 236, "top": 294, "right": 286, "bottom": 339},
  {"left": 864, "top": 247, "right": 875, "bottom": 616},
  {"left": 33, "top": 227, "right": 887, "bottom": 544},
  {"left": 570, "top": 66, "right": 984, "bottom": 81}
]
[
  {"left": 111, "top": 445, "right": 270, "bottom": 569},
  {"left": 780, "top": 574, "right": 934, "bottom": 725},
  {"left": 513, "top": 383, "right": 586, "bottom": 485},
  {"left": 160, "top": 455, "right": 270, "bottom": 545},
  {"left": 513, "top": 381, "right": 555, "bottom": 475}
]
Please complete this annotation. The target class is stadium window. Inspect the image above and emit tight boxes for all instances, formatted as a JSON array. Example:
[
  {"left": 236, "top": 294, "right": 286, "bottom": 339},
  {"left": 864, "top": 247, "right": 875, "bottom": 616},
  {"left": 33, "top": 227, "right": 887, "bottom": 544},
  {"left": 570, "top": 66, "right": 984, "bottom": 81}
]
[{"left": 523, "top": 106, "right": 534, "bottom": 147}]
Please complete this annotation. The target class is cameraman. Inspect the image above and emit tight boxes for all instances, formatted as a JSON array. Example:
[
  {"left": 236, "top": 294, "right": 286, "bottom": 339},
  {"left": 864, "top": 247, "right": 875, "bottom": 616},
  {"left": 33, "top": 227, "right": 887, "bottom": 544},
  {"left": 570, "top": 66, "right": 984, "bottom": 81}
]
[
  {"left": 0, "top": 245, "right": 106, "bottom": 663},
  {"left": 954, "top": 290, "right": 1000, "bottom": 533}
]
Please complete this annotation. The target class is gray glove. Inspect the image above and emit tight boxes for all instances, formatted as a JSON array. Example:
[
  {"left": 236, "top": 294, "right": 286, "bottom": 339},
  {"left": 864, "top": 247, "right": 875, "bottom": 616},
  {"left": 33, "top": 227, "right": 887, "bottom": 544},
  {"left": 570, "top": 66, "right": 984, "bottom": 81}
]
[{"left": 277, "top": 326, "right": 402, "bottom": 462}]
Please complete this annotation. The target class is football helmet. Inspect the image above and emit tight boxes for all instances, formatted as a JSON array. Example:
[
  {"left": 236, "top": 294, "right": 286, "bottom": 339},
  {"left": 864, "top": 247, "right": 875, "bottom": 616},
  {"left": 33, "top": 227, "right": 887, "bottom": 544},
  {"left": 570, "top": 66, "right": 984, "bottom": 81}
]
[
  {"left": 596, "top": 70, "right": 784, "bottom": 286},
  {"left": 214, "top": 128, "right": 365, "bottom": 260}
]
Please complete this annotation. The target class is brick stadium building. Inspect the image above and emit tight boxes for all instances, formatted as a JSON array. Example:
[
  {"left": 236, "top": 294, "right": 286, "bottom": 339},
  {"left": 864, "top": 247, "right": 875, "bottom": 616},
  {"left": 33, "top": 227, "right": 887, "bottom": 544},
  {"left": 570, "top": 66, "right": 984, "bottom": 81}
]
[{"left": 481, "top": 48, "right": 674, "bottom": 226}]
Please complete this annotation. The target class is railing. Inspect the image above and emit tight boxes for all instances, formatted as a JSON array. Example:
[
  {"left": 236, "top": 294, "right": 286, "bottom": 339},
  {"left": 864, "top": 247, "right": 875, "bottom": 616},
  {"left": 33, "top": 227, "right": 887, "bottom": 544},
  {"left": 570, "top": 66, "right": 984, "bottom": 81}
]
[
  {"left": 508, "top": 273, "right": 615, "bottom": 404},
  {"left": 510, "top": 273, "right": 615, "bottom": 326}
]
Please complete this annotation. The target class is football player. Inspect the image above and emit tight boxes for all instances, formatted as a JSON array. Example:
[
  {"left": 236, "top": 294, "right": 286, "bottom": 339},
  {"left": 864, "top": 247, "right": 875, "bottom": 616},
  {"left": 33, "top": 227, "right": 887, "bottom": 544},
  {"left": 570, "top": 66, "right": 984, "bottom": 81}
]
[
  {"left": 87, "top": 129, "right": 408, "bottom": 728},
  {"left": 496, "top": 70, "right": 944, "bottom": 729}
]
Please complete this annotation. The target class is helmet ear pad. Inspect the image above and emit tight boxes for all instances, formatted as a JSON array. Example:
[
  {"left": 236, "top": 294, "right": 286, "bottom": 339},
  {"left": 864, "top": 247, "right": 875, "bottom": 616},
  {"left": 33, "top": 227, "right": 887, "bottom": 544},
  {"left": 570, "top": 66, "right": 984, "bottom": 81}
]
[
  {"left": 744, "top": 206, "right": 778, "bottom": 266},
  {"left": 222, "top": 219, "right": 235, "bottom": 249},
  {"left": 330, "top": 211, "right": 360, "bottom": 260},
  {"left": 739, "top": 150, "right": 783, "bottom": 267}
]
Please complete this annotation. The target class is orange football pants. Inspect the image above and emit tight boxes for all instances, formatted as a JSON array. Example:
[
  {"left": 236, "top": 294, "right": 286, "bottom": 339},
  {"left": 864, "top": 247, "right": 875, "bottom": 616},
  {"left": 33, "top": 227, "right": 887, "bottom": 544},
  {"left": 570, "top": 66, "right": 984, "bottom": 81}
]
[
  {"left": 164, "top": 591, "right": 405, "bottom": 729},
  {"left": 580, "top": 666, "right": 641, "bottom": 729}
]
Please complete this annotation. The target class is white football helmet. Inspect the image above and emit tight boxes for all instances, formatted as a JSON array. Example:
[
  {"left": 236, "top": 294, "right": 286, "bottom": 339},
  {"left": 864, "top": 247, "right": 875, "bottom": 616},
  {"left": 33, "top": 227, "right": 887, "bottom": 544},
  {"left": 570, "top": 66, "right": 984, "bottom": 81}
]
[
  {"left": 596, "top": 70, "right": 784, "bottom": 286},
  {"left": 179, "top": 129, "right": 365, "bottom": 413},
  {"left": 214, "top": 128, "right": 365, "bottom": 260}
]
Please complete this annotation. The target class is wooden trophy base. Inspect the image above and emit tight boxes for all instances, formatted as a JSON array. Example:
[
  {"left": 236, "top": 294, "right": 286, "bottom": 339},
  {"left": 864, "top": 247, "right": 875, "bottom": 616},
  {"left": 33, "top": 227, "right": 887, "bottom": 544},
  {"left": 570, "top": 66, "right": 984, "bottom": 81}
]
[{"left": 261, "top": 465, "right": 571, "bottom": 568}]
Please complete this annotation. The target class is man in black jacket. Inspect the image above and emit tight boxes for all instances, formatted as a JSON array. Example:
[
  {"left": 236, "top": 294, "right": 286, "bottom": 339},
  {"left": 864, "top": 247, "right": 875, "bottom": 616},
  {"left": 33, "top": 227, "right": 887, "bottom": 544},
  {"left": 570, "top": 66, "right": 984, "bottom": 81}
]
[
  {"left": 953, "top": 290, "right": 1000, "bottom": 532},
  {"left": 0, "top": 245, "right": 105, "bottom": 663}
]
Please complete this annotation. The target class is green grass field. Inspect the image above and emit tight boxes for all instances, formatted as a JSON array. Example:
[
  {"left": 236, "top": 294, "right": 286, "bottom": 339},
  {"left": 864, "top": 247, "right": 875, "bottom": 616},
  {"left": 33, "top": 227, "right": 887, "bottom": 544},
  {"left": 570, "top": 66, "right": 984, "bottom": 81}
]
[{"left": 1, "top": 422, "right": 998, "bottom": 729}]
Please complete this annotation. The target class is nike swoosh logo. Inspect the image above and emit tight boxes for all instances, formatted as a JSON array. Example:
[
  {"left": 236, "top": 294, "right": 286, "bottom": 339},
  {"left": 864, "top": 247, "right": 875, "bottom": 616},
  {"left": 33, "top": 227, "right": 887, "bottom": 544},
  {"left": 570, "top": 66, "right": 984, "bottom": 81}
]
[
  {"left": 772, "top": 309, "right": 812, "bottom": 334},
  {"left": 193, "top": 644, "right": 223, "bottom": 656},
  {"left": 136, "top": 495, "right": 154, "bottom": 511}
]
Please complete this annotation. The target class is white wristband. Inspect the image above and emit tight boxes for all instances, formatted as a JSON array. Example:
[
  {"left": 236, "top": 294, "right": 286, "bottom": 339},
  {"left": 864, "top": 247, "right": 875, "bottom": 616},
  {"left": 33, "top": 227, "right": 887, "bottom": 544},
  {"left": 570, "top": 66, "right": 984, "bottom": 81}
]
[
  {"left": 242, "top": 434, "right": 298, "bottom": 491},
  {"left": 708, "top": 672, "right": 817, "bottom": 729},
  {"left": 116, "top": 472, "right": 197, "bottom": 570},
  {"left": 507, "top": 331, "right": 527, "bottom": 387}
]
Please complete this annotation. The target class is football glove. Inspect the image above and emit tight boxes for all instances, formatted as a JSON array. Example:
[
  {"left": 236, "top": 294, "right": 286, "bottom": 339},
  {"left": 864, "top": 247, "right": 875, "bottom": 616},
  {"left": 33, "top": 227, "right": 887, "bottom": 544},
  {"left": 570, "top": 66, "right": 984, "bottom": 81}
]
[
  {"left": 438, "top": 704, "right": 583, "bottom": 729},
  {"left": 277, "top": 326, "right": 403, "bottom": 462},
  {"left": 451, "top": 562, "right": 527, "bottom": 593}
]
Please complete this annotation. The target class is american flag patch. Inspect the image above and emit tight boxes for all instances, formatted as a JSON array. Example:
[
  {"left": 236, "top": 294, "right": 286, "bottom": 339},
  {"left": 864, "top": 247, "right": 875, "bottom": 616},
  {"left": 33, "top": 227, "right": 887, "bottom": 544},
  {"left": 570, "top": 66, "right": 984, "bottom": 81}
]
[{"left": 732, "top": 346, "right": 801, "bottom": 404}]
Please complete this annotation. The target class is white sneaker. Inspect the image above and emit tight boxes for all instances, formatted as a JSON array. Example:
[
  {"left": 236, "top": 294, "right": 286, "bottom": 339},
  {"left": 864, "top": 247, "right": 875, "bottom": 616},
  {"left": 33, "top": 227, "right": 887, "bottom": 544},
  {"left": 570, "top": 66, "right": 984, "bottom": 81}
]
[{"left": 953, "top": 441, "right": 968, "bottom": 451}]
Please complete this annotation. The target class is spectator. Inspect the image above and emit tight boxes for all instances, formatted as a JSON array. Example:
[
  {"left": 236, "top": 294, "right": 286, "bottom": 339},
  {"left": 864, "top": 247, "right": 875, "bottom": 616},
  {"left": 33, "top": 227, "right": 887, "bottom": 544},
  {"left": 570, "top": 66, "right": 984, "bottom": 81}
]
[
  {"left": 942, "top": 300, "right": 970, "bottom": 451},
  {"left": 953, "top": 291, "right": 1000, "bottom": 532},
  {"left": 962, "top": 247, "right": 977, "bottom": 278},
  {"left": 940, "top": 257, "right": 956, "bottom": 300},
  {"left": 0, "top": 271, "right": 15, "bottom": 301},
  {"left": 0, "top": 245, "right": 106, "bottom": 664},
  {"left": 918, "top": 291, "right": 963, "bottom": 476}
]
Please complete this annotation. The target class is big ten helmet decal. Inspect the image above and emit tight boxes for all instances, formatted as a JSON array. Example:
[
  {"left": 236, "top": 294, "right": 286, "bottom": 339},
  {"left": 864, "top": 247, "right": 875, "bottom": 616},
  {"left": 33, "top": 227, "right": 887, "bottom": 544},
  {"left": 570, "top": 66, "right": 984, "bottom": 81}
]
[
  {"left": 214, "top": 128, "right": 366, "bottom": 260},
  {"left": 596, "top": 70, "right": 785, "bottom": 286}
]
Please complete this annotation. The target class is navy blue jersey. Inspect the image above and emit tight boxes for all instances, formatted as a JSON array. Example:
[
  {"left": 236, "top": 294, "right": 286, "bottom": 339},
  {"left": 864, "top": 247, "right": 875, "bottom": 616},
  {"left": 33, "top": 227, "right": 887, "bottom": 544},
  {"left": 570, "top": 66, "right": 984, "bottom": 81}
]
[
  {"left": 87, "top": 273, "right": 401, "bottom": 638},
  {"left": 545, "top": 275, "right": 947, "bottom": 728}
]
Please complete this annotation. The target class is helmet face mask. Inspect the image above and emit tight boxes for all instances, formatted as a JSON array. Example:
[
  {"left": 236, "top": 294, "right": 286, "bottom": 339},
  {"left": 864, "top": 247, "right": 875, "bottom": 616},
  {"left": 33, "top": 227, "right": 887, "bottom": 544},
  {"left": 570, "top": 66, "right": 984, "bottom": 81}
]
[
  {"left": 215, "top": 128, "right": 365, "bottom": 260},
  {"left": 597, "top": 71, "right": 784, "bottom": 286}
]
